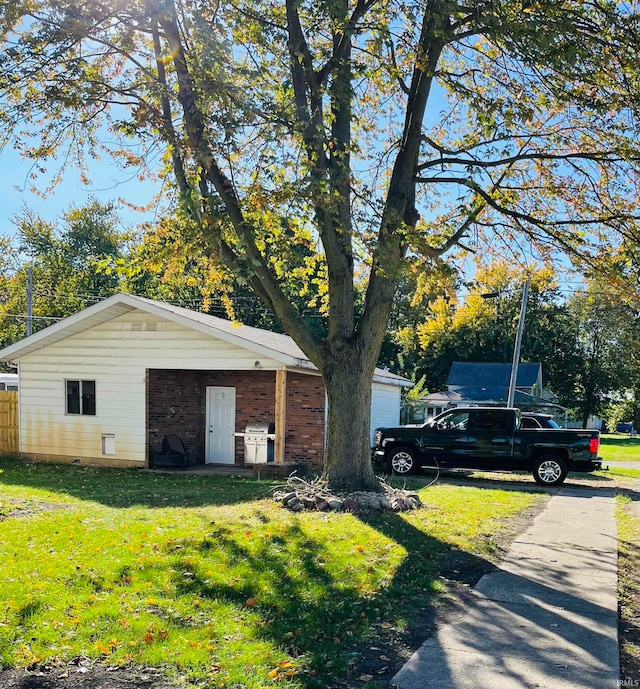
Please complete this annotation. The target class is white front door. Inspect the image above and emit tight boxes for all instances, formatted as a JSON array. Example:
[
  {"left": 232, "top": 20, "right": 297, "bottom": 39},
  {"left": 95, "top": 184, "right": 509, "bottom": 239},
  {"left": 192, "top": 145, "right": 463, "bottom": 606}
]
[{"left": 205, "top": 386, "right": 236, "bottom": 464}]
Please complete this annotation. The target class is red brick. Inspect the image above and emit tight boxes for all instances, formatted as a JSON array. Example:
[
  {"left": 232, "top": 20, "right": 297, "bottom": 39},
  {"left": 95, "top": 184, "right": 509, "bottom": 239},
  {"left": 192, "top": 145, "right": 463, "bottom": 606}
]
[{"left": 147, "top": 369, "right": 325, "bottom": 472}]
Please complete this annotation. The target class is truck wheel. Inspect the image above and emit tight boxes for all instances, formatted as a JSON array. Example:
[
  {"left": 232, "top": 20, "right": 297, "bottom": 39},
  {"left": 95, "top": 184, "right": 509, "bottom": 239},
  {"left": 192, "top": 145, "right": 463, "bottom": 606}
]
[
  {"left": 388, "top": 447, "right": 417, "bottom": 475},
  {"left": 532, "top": 455, "right": 568, "bottom": 486}
]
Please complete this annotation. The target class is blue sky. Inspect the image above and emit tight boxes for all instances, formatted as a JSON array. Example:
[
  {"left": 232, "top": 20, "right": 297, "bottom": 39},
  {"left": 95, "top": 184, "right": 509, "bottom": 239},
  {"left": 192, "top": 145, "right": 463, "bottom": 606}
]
[{"left": 0, "top": 145, "right": 161, "bottom": 238}]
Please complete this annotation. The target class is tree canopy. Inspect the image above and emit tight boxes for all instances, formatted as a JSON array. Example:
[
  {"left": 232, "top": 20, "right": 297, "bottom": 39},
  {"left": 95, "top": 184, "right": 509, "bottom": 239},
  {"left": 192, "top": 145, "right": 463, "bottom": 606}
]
[
  {"left": 2, "top": 0, "right": 640, "bottom": 488},
  {"left": 0, "top": 200, "right": 127, "bottom": 349},
  {"left": 389, "top": 262, "right": 640, "bottom": 427}
]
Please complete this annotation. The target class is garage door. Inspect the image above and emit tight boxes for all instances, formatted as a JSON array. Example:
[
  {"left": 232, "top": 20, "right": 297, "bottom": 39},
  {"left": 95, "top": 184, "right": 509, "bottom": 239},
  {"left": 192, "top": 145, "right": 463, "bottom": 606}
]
[{"left": 370, "top": 384, "right": 401, "bottom": 442}]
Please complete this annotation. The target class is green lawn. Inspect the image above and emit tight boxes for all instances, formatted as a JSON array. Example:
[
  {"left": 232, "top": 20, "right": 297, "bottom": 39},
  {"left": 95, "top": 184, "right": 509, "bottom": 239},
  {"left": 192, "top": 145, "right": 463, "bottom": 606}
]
[
  {"left": 617, "top": 495, "right": 640, "bottom": 683},
  {"left": 599, "top": 434, "right": 640, "bottom": 463},
  {"left": 0, "top": 457, "right": 546, "bottom": 688}
]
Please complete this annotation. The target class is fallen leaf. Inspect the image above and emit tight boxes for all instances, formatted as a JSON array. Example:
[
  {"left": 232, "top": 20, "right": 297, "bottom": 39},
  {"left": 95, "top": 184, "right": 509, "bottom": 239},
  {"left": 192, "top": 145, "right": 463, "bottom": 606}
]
[{"left": 358, "top": 674, "right": 374, "bottom": 682}]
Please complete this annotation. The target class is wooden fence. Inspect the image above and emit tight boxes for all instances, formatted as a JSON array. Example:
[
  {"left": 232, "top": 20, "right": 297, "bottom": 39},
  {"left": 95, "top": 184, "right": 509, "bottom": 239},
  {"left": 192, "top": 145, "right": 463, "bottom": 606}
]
[{"left": 0, "top": 391, "right": 18, "bottom": 454}]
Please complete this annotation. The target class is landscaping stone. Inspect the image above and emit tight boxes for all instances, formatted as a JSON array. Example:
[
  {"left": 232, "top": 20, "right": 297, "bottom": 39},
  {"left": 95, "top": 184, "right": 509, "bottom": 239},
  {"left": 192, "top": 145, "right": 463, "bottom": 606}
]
[
  {"left": 280, "top": 492, "right": 297, "bottom": 506},
  {"left": 405, "top": 492, "right": 422, "bottom": 506},
  {"left": 274, "top": 476, "right": 426, "bottom": 514},
  {"left": 285, "top": 496, "right": 302, "bottom": 511}
]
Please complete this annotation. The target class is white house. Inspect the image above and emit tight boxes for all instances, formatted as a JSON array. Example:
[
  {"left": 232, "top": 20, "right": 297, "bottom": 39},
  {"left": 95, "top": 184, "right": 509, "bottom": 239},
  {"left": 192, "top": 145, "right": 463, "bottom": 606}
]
[
  {"left": 0, "top": 373, "right": 18, "bottom": 391},
  {"left": 0, "top": 293, "right": 411, "bottom": 471}
]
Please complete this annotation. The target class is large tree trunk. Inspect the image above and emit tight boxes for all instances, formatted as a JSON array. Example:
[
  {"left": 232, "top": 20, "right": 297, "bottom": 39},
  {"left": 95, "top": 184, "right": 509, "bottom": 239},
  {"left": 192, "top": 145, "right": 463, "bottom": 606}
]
[{"left": 322, "top": 353, "right": 382, "bottom": 492}]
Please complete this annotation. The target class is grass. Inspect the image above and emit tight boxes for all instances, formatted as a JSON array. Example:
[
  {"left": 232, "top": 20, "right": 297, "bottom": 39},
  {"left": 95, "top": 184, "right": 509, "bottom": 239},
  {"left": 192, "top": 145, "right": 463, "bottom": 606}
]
[
  {"left": 617, "top": 494, "right": 640, "bottom": 684},
  {"left": 599, "top": 434, "right": 640, "bottom": 463},
  {"left": 0, "top": 457, "right": 545, "bottom": 689},
  {"left": 598, "top": 467, "right": 640, "bottom": 480}
]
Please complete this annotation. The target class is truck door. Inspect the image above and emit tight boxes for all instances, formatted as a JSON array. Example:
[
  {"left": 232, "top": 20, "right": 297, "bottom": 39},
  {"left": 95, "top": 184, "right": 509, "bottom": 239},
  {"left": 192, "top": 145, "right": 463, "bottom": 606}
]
[
  {"left": 468, "top": 409, "right": 515, "bottom": 468},
  {"left": 426, "top": 409, "right": 473, "bottom": 465}
]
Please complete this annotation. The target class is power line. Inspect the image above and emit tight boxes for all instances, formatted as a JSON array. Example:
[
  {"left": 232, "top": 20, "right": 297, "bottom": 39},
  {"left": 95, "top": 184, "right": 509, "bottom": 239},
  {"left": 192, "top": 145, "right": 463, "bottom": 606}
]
[{"left": 0, "top": 314, "right": 62, "bottom": 321}]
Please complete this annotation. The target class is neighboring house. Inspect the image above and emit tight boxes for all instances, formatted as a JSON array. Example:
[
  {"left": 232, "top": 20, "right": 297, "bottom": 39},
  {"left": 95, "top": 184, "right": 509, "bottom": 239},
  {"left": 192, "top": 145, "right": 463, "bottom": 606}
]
[
  {"left": 0, "top": 293, "right": 411, "bottom": 471},
  {"left": 420, "top": 361, "right": 565, "bottom": 422},
  {"left": 0, "top": 373, "right": 18, "bottom": 391}
]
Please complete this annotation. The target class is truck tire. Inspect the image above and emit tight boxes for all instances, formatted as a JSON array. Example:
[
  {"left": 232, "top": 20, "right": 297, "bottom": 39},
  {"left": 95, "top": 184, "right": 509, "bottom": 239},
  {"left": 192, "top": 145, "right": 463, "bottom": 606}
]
[
  {"left": 387, "top": 446, "right": 417, "bottom": 475},
  {"left": 532, "top": 454, "right": 568, "bottom": 486}
]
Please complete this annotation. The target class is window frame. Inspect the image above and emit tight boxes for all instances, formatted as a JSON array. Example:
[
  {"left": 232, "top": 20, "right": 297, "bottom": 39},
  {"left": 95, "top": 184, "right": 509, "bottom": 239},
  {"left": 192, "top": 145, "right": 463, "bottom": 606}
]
[{"left": 65, "top": 379, "right": 97, "bottom": 416}]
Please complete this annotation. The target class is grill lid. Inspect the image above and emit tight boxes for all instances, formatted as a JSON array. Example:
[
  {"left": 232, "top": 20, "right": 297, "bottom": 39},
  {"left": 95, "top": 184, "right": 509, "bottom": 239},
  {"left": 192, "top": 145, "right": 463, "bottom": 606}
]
[{"left": 244, "top": 422, "right": 273, "bottom": 434}]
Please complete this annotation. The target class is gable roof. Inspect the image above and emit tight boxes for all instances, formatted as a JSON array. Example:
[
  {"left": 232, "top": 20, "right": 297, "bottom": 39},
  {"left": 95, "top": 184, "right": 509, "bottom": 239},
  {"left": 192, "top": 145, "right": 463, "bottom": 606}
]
[
  {"left": 446, "top": 361, "right": 542, "bottom": 389},
  {"left": 0, "top": 293, "right": 411, "bottom": 387}
]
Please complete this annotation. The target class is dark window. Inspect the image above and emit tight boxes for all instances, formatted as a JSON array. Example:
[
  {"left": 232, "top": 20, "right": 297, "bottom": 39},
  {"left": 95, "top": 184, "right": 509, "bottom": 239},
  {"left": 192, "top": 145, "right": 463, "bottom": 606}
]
[
  {"left": 66, "top": 380, "right": 96, "bottom": 416},
  {"left": 520, "top": 416, "right": 541, "bottom": 429},
  {"left": 473, "top": 410, "right": 511, "bottom": 431}
]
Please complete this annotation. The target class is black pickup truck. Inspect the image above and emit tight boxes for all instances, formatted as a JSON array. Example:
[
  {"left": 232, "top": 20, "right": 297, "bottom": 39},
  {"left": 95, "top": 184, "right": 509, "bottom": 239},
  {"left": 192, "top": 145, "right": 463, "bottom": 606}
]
[{"left": 372, "top": 407, "right": 602, "bottom": 486}]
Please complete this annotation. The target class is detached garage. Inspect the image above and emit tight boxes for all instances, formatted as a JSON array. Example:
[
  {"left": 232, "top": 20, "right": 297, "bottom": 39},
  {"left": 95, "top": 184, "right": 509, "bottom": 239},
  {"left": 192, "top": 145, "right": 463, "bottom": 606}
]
[{"left": 0, "top": 293, "right": 411, "bottom": 472}]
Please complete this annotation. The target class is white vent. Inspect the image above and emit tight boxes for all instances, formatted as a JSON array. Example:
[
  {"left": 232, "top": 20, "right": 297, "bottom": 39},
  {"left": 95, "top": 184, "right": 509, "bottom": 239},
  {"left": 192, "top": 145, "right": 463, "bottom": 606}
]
[
  {"left": 102, "top": 434, "right": 116, "bottom": 456},
  {"left": 144, "top": 322, "right": 157, "bottom": 331},
  {"left": 131, "top": 322, "right": 143, "bottom": 331}
]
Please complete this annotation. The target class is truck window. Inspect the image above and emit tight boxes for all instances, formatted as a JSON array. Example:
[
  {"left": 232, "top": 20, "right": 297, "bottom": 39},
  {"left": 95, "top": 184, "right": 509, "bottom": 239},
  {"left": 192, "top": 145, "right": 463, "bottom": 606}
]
[
  {"left": 435, "top": 410, "right": 470, "bottom": 431},
  {"left": 520, "top": 416, "right": 541, "bottom": 429},
  {"left": 473, "top": 410, "right": 511, "bottom": 431}
]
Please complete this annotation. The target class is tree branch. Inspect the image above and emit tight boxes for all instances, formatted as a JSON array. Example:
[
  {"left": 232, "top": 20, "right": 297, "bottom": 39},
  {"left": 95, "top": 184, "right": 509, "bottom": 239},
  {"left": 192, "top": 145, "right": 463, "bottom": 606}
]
[
  {"left": 157, "top": 0, "right": 324, "bottom": 365},
  {"left": 359, "top": 0, "right": 452, "bottom": 354},
  {"left": 416, "top": 174, "right": 640, "bottom": 227},
  {"left": 417, "top": 149, "right": 634, "bottom": 172}
]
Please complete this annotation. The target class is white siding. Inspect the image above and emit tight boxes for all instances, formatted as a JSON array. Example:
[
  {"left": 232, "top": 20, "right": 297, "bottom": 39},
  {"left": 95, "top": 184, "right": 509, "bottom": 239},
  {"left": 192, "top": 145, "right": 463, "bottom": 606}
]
[
  {"left": 370, "top": 383, "right": 401, "bottom": 442},
  {"left": 18, "top": 310, "right": 285, "bottom": 463}
]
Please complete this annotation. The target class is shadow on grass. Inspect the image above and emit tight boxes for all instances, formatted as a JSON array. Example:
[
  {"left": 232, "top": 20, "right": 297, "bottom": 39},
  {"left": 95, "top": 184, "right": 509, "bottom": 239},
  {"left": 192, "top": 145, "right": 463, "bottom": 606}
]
[
  {"left": 160, "top": 509, "right": 484, "bottom": 687},
  {"left": 3, "top": 455, "right": 621, "bottom": 687},
  {"left": 161, "top": 493, "right": 618, "bottom": 688},
  {"left": 0, "top": 456, "right": 273, "bottom": 508},
  {"left": 377, "top": 467, "right": 616, "bottom": 494},
  {"left": 618, "top": 502, "right": 640, "bottom": 684}
]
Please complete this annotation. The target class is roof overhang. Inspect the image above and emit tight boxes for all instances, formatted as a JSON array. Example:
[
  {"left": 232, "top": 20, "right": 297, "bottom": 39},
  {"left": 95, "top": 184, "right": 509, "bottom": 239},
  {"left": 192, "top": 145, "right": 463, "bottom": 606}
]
[
  {"left": 0, "top": 293, "right": 301, "bottom": 367},
  {"left": 0, "top": 293, "right": 413, "bottom": 387}
]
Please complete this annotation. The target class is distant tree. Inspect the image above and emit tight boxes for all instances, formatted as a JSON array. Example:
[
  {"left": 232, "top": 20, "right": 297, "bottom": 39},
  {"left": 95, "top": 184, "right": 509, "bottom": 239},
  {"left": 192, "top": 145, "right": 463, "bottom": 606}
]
[
  {"left": 393, "top": 262, "right": 579, "bottom": 395},
  {"left": 565, "top": 282, "right": 639, "bottom": 428},
  {"left": 123, "top": 213, "right": 328, "bottom": 334},
  {"left": 0, "top": 200, "right": 128, "bottom": 346}
]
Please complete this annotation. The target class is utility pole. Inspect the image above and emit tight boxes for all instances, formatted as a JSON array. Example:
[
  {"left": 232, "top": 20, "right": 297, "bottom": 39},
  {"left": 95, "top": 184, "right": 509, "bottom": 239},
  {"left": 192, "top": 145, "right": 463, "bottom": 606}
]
[
  {"left": 26, "top": 265, "right": 33, "bottom": 337},
  {"left": 507, "top": 279, "right": 530, "bottom": 407}
]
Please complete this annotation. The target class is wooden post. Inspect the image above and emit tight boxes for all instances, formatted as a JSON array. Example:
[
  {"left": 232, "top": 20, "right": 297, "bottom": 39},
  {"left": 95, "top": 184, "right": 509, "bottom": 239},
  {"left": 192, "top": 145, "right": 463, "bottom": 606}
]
[{"left": 274, "top": 370, "right": 286, "bottom": 464}]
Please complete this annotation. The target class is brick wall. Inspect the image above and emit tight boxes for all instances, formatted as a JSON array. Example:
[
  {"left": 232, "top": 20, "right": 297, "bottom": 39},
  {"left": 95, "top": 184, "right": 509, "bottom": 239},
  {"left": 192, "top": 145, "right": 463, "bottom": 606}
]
[
  {"left": 147, "top": 369, "right": 326, "bottom": 470},
  {"left": 284, "top": 372, "right": 325, "bottom": 471}
]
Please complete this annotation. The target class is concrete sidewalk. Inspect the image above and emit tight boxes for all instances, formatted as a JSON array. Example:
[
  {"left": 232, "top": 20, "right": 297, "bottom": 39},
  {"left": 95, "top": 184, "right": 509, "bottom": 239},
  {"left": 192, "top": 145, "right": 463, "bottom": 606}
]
[{"left": 392, "top": 488, "right": 619, "bottom": 689}]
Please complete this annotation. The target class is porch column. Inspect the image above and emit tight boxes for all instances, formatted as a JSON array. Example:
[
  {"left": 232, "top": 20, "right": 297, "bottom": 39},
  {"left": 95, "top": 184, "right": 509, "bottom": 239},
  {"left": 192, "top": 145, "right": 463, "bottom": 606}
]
[{"left": 275, "top": 370, "right": 287, "bottom": 463}]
